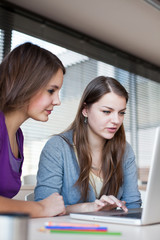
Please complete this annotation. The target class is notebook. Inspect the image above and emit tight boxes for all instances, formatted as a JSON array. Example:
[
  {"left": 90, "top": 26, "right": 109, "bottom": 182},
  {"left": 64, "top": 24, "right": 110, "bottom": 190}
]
[{"left": 70, "top": 127, "right": 160, "bottom": 225}]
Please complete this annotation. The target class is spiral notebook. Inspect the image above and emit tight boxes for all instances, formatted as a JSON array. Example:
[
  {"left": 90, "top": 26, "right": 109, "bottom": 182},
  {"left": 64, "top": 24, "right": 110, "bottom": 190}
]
[{"left": 70, "top": 127, "right": 160, "bottom": 225}]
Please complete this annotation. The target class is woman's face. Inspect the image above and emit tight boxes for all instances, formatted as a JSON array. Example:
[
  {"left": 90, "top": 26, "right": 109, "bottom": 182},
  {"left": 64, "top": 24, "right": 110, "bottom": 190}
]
[
  {"left": 82, "top": 92, "right": 127, "bottom": 142},
  {"left": 26, "top": 68, "right": 64, "bottom": 122}
]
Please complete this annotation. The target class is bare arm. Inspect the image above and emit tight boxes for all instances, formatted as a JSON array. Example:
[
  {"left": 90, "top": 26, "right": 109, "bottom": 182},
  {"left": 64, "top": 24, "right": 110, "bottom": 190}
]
[{"left": 0, "top": 192, "right": 66, "bottom": 218}]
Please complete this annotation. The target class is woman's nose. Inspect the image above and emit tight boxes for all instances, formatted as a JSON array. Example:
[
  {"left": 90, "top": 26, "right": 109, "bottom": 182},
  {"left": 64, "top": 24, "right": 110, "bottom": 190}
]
[
  {"left": 111, "top": 113, "right": 120, "bottom": 124},
  {"left": 52, "top": 93, "right": 61, "bottom": 106}
]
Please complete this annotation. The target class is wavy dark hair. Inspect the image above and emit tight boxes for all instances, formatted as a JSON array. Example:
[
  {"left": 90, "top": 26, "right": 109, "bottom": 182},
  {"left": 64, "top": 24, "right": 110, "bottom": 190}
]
[
  {"left": 0, "top": 42, "right": 65, "bottom": 113},
  {"left": 66, "top": 76, "right": 128, "bottom": 201}
]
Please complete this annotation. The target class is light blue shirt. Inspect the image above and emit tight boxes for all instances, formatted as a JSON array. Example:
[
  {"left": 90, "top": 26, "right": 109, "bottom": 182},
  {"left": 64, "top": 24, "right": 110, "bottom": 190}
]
[{"left": 35, "top": 130, "right": 142, "bottom": 208}]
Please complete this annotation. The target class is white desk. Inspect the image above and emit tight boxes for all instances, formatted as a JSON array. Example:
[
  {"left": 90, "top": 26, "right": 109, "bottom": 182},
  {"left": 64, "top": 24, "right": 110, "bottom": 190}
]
[{"left": 28, "top": 215, "right": 160, "bottom": 240}]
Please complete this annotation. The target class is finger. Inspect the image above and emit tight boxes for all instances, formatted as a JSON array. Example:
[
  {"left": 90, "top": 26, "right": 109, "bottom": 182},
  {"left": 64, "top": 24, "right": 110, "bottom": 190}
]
[
  {"left": 109, "top": 197, "right": 128, "bottom": 212},
  {"left": 107, "top": 195, "right": 126, "bottom": 209},
  {"left": 120, "top": 201, "right": 128, "bottom": 212},
  {"left": 102, "top": 203, "right": 118, "bottom": 211},
  {"left": 58, "top": 210, "right": 66, "bottom": 216},
  {"left": 99, "top": 195, "right": 115, "bottom": 205},
  {"left": 95, "top": 199, "right": 105, "bottom": 207}
]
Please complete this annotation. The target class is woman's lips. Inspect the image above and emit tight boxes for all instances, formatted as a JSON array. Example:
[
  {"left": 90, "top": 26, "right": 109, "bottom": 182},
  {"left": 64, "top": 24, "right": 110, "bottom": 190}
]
[
  {"left": 46, "top": 110, "right": 52, "bottom": 115},
  {"left": 107, "top": 127, "right": 117, "bottom": 133}
]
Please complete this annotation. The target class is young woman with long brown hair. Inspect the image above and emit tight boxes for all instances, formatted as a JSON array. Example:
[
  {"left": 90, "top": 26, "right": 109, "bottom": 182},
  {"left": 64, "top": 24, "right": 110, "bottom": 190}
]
[
  {"left": 35, "top": 76, "right": 141, "bottom": 213},
  {"left": 0, "top": 42, "right": 66, "bottom": 217}
]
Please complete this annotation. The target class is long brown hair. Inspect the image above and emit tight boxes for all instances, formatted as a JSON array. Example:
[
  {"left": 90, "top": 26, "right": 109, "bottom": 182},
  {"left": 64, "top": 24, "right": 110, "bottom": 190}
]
[
  {"left": 67, "top": 76, "right": 128, "bottom": 201},
  {"left": 0, "top": 42, "right": 65, "bottom": 113}
]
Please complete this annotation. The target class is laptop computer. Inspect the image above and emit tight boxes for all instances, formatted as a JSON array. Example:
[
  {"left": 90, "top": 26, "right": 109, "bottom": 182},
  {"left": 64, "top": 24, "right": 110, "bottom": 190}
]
[{"left": 70, "top": 127, "right": 160, "bottom": 225}]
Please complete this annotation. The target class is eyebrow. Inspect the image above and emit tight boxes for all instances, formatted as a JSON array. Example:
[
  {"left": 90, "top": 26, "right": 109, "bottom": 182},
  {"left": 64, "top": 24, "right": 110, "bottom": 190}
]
[
  {"left": 50, "top": 85, "right": 59, "bottom": 89},
  {"left": 102, "top": 106, "right": 126, "bottom": 111}
]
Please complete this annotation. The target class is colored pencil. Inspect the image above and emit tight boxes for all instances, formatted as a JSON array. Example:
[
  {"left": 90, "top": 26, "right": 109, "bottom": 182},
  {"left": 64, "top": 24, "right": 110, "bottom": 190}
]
[
  {"left": 45, "top": 222, "right": 100, "bottom": 227},
  {"left": 45, "top": 226, "right": 107, "bottom": 231},
  {"left": 50, "top": 230, "right": 121, "bottom": 235}
]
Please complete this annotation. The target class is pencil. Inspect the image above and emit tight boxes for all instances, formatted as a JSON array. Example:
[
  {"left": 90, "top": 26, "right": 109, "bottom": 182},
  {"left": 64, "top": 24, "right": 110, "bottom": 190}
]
[
  {"left": 50, "top": 230, "right": 122, "bottom": 235},
  {"left": 45, "top": 222, "right": 100, "bottom": 227},
  {"left": 45, "top": 226, "right": 107, "bottom": 231}
]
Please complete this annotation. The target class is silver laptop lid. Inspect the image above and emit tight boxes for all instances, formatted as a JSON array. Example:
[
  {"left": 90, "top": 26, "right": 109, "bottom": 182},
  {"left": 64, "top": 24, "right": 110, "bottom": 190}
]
[{"left": 141, "top": 127, "right": 160, "bottom": 225}]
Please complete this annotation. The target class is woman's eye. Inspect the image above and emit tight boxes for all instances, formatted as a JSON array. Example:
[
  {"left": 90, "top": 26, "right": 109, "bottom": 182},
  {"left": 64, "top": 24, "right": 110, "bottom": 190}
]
[
  {"left": 48, "top": 89, "right": 55, "bottom": 94},
  {"left": 103, "top": 111, "right": 111, "bottom": 114},
  {"left": 120, "top": 111, "right": 126, "bottom": 115}
]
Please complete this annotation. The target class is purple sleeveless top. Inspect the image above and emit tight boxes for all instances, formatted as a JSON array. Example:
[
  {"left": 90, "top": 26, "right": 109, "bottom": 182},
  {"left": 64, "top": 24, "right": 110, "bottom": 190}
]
[{"left": 0, "top": 112, "right": 24, "bottom": 198}]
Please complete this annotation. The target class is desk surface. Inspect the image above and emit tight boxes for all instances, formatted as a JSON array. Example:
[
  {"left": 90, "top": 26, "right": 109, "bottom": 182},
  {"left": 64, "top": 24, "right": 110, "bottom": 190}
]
[{"left": 28, "top": 215, "right": 160, "bottom": 240}]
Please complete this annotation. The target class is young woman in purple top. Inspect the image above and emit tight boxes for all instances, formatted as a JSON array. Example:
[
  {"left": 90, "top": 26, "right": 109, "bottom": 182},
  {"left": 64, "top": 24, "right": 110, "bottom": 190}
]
[{"left": 0, "top": 42, "right": 66, "bottom": 217}]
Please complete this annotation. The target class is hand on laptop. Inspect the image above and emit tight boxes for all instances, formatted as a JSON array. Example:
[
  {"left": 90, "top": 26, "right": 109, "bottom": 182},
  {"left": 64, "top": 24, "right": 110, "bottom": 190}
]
[
  {"left": 66, "top": 195, "right": 128, "bottom": 214},
  {"left": 94, "top": 195, "right": 128, "bottom": 212}
]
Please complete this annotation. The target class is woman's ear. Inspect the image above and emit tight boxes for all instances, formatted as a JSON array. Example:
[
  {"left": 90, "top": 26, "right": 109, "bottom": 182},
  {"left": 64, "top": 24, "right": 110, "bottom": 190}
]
[{"left": 82, "top": 106, "right": 88, "bottom": 117}]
